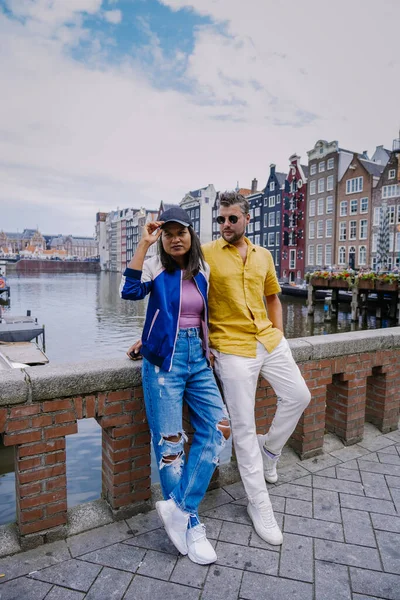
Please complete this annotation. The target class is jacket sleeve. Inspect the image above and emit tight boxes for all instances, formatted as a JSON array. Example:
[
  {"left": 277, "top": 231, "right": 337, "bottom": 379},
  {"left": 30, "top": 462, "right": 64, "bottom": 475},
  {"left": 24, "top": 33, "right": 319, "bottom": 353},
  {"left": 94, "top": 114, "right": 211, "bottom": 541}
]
[{"left": 120, "top": 263, "right": 153, "bottom": 300}]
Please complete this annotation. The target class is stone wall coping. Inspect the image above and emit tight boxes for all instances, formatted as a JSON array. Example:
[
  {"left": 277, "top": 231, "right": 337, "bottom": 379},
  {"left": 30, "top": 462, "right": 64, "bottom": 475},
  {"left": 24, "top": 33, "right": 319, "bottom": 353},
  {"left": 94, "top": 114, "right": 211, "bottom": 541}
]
[{"left": 0, "top": 327, "right": 399, "bottom": 407}]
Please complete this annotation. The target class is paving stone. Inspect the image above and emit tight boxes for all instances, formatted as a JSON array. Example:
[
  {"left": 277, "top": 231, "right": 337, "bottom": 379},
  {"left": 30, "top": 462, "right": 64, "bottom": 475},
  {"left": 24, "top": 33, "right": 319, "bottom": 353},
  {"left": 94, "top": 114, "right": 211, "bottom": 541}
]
[
  {"left": 202, "top": 516, "right": 223, "bottom": 540},
  {"left": 284, "top": 514, "right": 344, "bottom": 541},
  {"left": 269, "top": 483, "right": 312, "bottom": 502},
  {"left": 123, "top": 528, "right": 179, "bottom": 555},
  {"left": 359, "top": 452, "right": 383, "bottom": 463},
  {"left": 202, "top": 564, "right": 242, "bottom": 600},
  {"left": 218, "top": 520, "right": 252, "bottom": 545},
  {"left": 323, "top": 432, "right": 345, "bottom": 453},
  {"left": 314, "top": 560, "right": 352, "bottom": 600},
  {"left": 336, "top": 466, "right": 361, "bottom": 482},
  {"left": 0, "top": 540, "right": 70, "bottom": 583},
  {"left": 361, "top": 471, "right": 392, "bottom": 500},
  {"left": 0, "top": 576, "right": 52, "bottom": 600},
  {"left": 124, "top": 575, "right": 200, "bottom": 600},
  {"left": 330, "top": 445, "right": 370, "bottom": 461},
  {"left": 285, "top": 498, "right": 313, "bottom": 518},
  {"left": 357, "top": 460, "right": 400, "bottom": 477},
  {"left": 372, "top": 513, "right": 400, "bottom": 534},
  {"left": 233, "top": 494, "right": 286, "bottom": 513},
  {"left": 340, "top": 493, "right": 397, "bottom": 515},
  {"left": 84, "top": 567, "right": 132, "bottom": 600},
  {"left": 45, "top": 588, "right": 85, "bottom": 600},
  {"left": 350, "top": 566, "right": 400, "bottom": 600},
  {"left": 199, "top": 488, "right": 233, "bottom": 512},
  {"left": 342, "top": 508, "right": 376, "bottom": 547},
  {"left": 279, "top": 533, "right": 313, "bottom": 583},
  {"left": 170, "top": 555, "right": 210, "bottom": 588},
  {"left": 30, "top": 558, "right": 102, "bottom": 592},
  {"left": 315, "top": 466, "right": 337, "bottom": 478},
  {"left": 376, "top": 530, "right": 400, "bottom": 574},
  {"left": 390, "top": 487, "right": 400, "bottom": 512},
  {"left": 240, "top": 571, "right": 313, "bottom": 600},
  {"left": 126, "top": 510, "right": 163, "bottom": 536},
  {"left": 79, "top": 542, "right": 145, "bottom": 572},
  {"left": 292, "top": 475, "right": 312, "bottom": 487},
  {"left": 339, "top": 459, "right": 360, "bottom": 470},
  {"left": 353, "top": 595, "right": 388, "bottom": 600},
  {"left": 379, "top": 446, "right": 400, "bottom": 456},
  {"left": 386, "top": 475, "right": 400, "bottom": 490},
  {"left": 358, "top": 437, "right": 396, "bottom": 452},
  {"left": 313, "top": 488, "right": 341, "bottom": 522},
  {"left": 298, "top": 454, "right": 341, "bottom": 473},
  {"left": 67, "top": 521, "right": 132, "bottom": 558},
  {"left": 315, "top": 539, "right": 381, "bottom": 570},
  {"left": 137, "top": 549, "right": 177, "bottom": 579},
  {"left": 222, "top": 481, "right": 246, "bottom": 500},
  {"left": 215, "top": 540, "right": 278, "bottom": 575},
  {"left": 384, "top": 431, "right": 400, "bottom": 443},
  {"left": 313, "top": 474, "right": 365, "bottom": 495},
  {"left": 274, "top": 463, "right": 310, "bottom": 484}
]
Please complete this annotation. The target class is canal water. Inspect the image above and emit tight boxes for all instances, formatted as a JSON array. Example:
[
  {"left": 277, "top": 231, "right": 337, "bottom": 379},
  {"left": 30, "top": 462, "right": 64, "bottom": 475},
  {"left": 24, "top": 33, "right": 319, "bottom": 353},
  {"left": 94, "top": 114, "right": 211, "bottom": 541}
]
[{"left": 0, "top": 272, "right": 393, "bottom": 525}]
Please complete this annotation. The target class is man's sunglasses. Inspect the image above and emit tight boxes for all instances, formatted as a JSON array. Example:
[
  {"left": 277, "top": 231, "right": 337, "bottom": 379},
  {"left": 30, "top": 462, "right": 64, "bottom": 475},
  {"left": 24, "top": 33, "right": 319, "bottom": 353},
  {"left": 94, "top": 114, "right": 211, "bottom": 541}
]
[{"left": 216, "top": 215, "right": 239, "bottom": 225}]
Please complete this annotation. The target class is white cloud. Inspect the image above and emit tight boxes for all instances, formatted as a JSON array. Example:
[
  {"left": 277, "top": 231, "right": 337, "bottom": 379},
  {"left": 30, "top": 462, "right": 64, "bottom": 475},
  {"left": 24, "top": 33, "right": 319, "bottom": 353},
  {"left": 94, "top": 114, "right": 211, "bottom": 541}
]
[
  {"left": 1, "top": 0, "right": 400, "bottom": 235},
  {"left": 103, "top": 9, "right": 122, "bottom": 24}
]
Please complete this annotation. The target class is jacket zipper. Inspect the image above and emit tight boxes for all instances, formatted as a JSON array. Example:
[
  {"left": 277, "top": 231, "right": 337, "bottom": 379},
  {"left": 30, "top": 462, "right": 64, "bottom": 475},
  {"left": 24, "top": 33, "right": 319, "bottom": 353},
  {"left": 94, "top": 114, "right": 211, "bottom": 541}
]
[
  {"left": 168, "top": 271, "right": 183, "bottom": 372},
  {"left": 147, "top": 309, "right": 160, "bottom": 340}
]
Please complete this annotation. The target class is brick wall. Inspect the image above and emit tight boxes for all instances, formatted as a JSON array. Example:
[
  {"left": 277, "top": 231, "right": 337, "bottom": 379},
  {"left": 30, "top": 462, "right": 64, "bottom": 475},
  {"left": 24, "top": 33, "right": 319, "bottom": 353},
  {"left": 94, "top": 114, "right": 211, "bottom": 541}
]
[{"left": 0, "top": 328, "right": 399, "bottom": 547}]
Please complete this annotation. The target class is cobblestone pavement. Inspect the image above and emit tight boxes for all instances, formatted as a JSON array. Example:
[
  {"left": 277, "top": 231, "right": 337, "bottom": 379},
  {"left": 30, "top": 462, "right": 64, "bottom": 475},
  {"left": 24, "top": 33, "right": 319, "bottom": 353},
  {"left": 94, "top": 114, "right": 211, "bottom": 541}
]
[{"left": 1, "top": 425, "right": 400, "bottom": 600}]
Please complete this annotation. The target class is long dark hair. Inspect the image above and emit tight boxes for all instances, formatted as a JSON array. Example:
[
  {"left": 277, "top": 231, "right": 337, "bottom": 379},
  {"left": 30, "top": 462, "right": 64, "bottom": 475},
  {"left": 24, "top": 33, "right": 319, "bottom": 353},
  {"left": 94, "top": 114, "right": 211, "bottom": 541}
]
[{"left": 158, "top": 226, "right": 206, "bottom": 280}]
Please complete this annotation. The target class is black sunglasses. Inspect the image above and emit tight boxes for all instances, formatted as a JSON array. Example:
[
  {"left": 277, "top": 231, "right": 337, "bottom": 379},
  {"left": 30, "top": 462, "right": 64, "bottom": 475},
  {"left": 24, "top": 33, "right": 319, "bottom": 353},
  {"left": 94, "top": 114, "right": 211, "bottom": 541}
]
[{"left": 216, "top": 215, "right": 239, "bottom": 224}]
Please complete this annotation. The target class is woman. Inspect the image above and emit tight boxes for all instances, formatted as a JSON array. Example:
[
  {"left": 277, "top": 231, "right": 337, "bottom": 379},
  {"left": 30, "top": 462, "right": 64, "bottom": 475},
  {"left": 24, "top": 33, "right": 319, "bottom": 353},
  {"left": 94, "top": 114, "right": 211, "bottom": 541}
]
[{"left": 120, "top": 207, "right": 230, "bottom": 565}]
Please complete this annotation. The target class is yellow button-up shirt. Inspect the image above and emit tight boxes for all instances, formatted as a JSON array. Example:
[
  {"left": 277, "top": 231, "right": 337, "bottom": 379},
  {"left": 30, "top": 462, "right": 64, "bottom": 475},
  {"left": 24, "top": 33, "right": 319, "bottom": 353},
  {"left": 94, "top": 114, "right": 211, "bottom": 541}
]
[{"left": 202, "top": 237, "right": 283, "bottom": 357}]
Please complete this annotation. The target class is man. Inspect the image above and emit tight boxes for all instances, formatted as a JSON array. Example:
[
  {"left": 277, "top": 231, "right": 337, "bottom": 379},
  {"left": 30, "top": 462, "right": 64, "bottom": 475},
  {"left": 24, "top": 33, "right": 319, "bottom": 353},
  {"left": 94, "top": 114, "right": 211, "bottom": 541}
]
[{"left": 202, "top": 191, "right": 311, "bottom": 546}]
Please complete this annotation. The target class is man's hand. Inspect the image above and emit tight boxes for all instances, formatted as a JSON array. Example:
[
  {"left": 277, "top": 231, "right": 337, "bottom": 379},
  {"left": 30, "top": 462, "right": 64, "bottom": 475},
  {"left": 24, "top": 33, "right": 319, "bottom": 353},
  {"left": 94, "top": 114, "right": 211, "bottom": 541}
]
[{"left": 127, "top": 339, "right": 142, "bottom": 360}]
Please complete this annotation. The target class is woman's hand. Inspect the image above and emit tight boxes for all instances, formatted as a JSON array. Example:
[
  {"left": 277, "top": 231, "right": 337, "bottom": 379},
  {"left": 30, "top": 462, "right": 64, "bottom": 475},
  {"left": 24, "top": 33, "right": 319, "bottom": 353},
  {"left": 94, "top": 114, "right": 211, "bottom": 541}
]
[
  {"left": 140, "top": 221, "right": 164, "bottom": 247},
  {"left": 127, "top": 339, "right": 142, "bottom": 360}
]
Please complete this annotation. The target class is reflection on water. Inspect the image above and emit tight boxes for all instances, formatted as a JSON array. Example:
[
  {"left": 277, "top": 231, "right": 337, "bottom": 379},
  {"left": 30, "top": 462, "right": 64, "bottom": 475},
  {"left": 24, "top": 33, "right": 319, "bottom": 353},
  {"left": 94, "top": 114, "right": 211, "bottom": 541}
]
[{"left": 0, "top": 273, "right": 393, "bottom": 525}]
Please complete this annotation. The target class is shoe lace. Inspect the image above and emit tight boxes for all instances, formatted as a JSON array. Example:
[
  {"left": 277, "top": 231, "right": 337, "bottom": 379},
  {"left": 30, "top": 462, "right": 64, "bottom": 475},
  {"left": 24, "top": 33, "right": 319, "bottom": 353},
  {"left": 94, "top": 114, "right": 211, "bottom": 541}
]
[
  {"left": 190, "top": 523, "right": 207, "bottom": 541},
  {"left": 256, "top": 500, "right": 277, "bottom": 529}
]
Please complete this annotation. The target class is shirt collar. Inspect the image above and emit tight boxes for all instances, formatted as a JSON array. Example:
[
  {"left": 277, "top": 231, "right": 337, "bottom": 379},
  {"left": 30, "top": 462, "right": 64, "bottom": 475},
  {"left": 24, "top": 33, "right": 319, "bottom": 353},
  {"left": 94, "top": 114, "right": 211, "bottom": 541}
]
[{"left": 217, "top": 236, "right": 257, "bottom": 251}]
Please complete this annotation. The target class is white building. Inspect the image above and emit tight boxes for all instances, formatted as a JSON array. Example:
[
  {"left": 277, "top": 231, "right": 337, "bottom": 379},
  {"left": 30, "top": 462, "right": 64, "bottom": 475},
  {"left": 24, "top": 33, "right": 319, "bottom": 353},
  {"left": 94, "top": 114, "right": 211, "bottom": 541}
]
[{"left": 180, "top": 184, "right": 217, "bottom": 244}]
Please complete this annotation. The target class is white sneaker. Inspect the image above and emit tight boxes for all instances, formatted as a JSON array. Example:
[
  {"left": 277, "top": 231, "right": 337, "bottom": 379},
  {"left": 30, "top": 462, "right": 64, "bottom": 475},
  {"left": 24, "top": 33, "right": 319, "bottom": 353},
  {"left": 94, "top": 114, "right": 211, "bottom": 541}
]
[
  {"left": 156, "top": 499, "right": 189, "bottom": 555},
  {"left": 186, "top": 524, "right": 217, "bottom": 565},
  {"left": 247, "top": 494, "right": 283, "bottom": 545},
  {"left": 258, "top": 435, "right": 279, "bottom": 484}
]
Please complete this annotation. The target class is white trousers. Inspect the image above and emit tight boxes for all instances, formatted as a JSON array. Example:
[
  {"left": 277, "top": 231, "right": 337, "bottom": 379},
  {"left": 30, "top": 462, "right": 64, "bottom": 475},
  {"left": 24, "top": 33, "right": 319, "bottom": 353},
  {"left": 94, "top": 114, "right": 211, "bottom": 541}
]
[{"left": 212, "top": 338, "right": 311, "bottom": 501}]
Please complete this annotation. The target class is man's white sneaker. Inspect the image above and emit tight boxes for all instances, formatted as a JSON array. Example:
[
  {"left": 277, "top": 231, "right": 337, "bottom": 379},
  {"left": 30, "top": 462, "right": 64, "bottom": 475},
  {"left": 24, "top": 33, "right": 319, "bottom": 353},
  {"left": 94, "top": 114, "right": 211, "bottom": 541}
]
[
  {"left": 258, "top": 435, "right": 279, "bottom": 484},
  {"left": 247, "top": 494, "right": 283, "bottom": 545},
  {"left": 186, "top": 524, "right": 217, "bottom": 565},
  {"left": 156, "top": 499, "right": 189, "bottom": 555}
]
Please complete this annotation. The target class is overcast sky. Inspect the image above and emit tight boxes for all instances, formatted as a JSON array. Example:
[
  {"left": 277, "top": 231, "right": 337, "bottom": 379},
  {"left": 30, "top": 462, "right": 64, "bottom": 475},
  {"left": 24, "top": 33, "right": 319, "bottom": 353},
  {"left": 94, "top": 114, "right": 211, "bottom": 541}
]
[{"left": 1, "top": 0, "right": 399, "bottom": 236}]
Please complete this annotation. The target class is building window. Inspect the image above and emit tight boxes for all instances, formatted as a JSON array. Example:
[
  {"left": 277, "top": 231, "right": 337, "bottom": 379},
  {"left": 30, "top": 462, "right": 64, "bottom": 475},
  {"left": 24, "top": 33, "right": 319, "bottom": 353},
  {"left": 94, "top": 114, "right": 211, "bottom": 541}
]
[
  {"left": 255, "top": 234, "right": 260, "bottom": 245},
  {"left": 319, "top": 161, "right": 325, "bottom": 173},
  {"left": 326, "top": 175, "right": 334, "bottom": 191},
  {"left": 308, "top": 245, "right": 315, "bottom": 265},
  {"left": 317, "top": 220, "right": 324, "bottom": 238},
  {"left": 325, "top": 244, "right": 332, "bottom": 266},
  {"left": 310, "top": 164, "right": 317, "bottom": 176},
  {"left": 249, "top": 209, "right": 254, "bottom": 218},
  {"left": 248, "top": 236, "right": 254, "bottom": 243},
  {"left": 264, "top": 197, "right": 268, "bottom": 206},
  {"left": 397, "top": 205, "right": 400, "bottom": 224},
  {"left": 360, "top": 197, "right": 368, "bottom": 213},
  {"left": 338, "top": 246, "right": 346, "bottom": 265},
  {"left": 317, "top": 198, "right": 324, "bottom": 215},
  {"left": 247, "top": 223, "right": 254, "bottom": 233},
  {"left": 255, "top": 220, "right": 260, "bottom": 231},
  {"left": 382, "top": 184, "right": 400, "bottom": 199},
  {"left": 372, "top": 233, "right": 377, "bottom": 252},
  {"left": 276, "top": 232, "right": 280, "bottom": 246},
  {"left": 318, "top": 178, "right": 325, "bottom": 193},
  {"left": 309, "top": 221, "right": 315, "bottom": 239},
  {"left": 346, "top": 176, "right": 363, "bottom": 194},
  {"left": 349, "top": 220, "right": 357, "bottom": 240},
  {"left": 264, "top": 214, "right": 268, "bottom": 227},
  {"left": 350, "top": 199, "right": 358, "bottom": 214},
  {"left": 327, "top": 157, "right": 335, "bottom": 170},
  {"left": 316, "top": 245, "right": 323, "bottom": 266},
  {"left": 263, "top": 233, "right": 268, "bottom": 246},
  {"left": 268, "top": 212, "right": 275, "bottom": 227},
  {"left": 289, "top": 249, "right": 296, "bottom": 269},
  {"left": 359, "top": 219, "right": 368, "bottom": 239},
  {"left": 389, "top": 169, "right": 396, "bottom": 179},
  {"left": 270, "top": 181, "right": 275, "bottom": 191},
  {"left": 275, "top": 250, "right": 279, "bottom": 265},
  {"left": 359, "top": 245, "right": 367, "bottom": 265},
  {"left": 326, "top": 196, "right": 333, "bottom": 214},
  {"left": 326, "top": 219, "right": 332, "bottom": 238},
  {"left": 268, "top": 232, "right": 275, "bottom": 247},
  {"left": 309, "top": 199, "right": 316, "bottom": 217},
  {"left": 255, "top": 207, "right": 260, "bottom": 217},
  {"left": 310, "top": 181, "right": 316, "bottom": 195},
  {"left": 389, "top": 205, "right": 395, "bottom": 224},
  {"left": 276, "top": 211, "right": 281, "bottom": 226},
  {"left": 269, "top": 195, "right": 276, "bottom": 207},
  {"left": 396, "top": 232, "right": 400, "bottom": 252},
  {"left": 339, "top": 222, "right": 347, "bottom": 241},
  {"left": 373, "top": 207, "right": 381, "bottom": 226},
  {"left": 340, "top": 201, "right": 348, "bottom": 216},
  {"left": 277, "top": 194, "right": 281, "bottom": 204}
]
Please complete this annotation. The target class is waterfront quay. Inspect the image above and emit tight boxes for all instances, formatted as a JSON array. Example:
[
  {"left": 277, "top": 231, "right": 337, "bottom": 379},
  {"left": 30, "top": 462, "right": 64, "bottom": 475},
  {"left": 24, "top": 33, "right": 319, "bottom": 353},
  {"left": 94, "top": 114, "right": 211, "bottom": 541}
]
[{"left": 0, "top": 328, "right": 399, "bottom": 598}]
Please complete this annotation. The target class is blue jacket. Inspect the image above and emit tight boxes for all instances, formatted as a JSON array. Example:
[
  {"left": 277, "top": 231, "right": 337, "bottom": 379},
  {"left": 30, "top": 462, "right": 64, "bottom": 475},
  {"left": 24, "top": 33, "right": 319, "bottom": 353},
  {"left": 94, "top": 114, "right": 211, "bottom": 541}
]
[{"left": 120, "top": 255, "right": 210, "bottom": 372}]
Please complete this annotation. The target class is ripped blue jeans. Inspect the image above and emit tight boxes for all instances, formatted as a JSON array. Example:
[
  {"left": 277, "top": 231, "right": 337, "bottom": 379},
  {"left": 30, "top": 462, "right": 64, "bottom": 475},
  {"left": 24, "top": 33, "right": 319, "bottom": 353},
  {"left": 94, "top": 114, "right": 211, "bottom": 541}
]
[{"left": 142, "top": 328, "right": 228, "bottom": 522}]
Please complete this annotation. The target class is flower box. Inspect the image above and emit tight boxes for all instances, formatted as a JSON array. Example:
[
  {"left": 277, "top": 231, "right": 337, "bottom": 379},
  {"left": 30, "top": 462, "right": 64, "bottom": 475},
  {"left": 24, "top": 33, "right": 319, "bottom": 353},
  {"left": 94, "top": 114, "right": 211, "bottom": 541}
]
[
  {"left": 375, "top": 281, "right": 398, "bottom": 292},
  {"left": 330, "top": 279, "right": 350, "bottom": 289},
  {"left": 357, "top": 279, "right": 375, "bottom": 290},
  {"left": 310, "top": 277, "right": 329, "bottom": 287}
]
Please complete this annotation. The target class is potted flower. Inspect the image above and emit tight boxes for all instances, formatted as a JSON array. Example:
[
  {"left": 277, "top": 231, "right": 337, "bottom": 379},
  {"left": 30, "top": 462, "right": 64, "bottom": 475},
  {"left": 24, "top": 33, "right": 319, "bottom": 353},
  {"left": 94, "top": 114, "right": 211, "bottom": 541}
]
[
  {"left": 355, "top": 272, "right": 376, "bottom": 290},
  {"left": 375, "top": 273, "right": 399, "bottom": 291},
  {"left": 329, "top": 270, "right": 354, "bottom": 288},
  {"left": 309, "top": 270, "right": 331, "bottom": 287}
]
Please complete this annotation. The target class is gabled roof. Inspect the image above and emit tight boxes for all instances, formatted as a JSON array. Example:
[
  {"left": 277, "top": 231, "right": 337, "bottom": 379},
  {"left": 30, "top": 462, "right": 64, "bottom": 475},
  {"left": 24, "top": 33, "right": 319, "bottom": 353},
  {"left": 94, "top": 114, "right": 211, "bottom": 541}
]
[
  {"left": 359, "top": 159, "right": 385, "bottom": 178},
  {"left": 189, "top": 186, "right": 208, "bottom": 198},
  {"left": 275, "top": 172, "right": 287, "bottom": 188},
  {"left": 237, "top": 188, "right": 253, "bottom": 197},
  {"left": 301, "top": 165, "right": 309, "bottom": 178}
]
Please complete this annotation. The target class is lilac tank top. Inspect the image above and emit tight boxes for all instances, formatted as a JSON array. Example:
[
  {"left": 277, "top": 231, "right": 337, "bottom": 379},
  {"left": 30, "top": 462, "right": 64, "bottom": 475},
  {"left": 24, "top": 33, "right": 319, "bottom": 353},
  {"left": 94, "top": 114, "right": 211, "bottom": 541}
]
[{"left": 179, "top": 278, "right": 204, "bottom": 328}]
